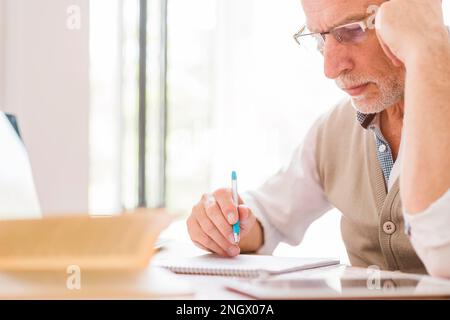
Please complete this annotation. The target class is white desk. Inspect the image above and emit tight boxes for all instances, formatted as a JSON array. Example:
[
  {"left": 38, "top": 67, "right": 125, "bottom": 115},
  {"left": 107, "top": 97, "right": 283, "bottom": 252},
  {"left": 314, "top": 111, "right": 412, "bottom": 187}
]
[
  {"left": 0, "top": 240, "right": 248, "bottom": 300},
  {"left": 152, "top": 241, "right": 450, "bottom": 300},
  {"left": 1, "top": 227, "right": 450, "bottom": 299}
]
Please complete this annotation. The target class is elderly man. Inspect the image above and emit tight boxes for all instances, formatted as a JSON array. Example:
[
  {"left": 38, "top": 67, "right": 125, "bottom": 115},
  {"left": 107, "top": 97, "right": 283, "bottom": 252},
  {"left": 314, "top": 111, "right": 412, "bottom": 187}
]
[{"left": 187, "top": 0, "right": 450, "bottom": 278}]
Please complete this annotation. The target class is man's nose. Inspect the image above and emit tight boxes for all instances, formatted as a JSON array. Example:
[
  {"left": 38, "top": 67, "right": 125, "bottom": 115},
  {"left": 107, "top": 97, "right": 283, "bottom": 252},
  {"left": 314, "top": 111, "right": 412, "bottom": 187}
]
[{"left": 323, "top": 36, "right": 354, "bottom": 80}]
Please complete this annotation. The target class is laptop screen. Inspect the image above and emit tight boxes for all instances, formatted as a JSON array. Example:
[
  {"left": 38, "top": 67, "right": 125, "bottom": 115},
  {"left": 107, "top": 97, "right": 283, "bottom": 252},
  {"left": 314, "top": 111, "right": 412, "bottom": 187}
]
[{"left": 0, "top": 112, "right": 41, "bottom": 220}]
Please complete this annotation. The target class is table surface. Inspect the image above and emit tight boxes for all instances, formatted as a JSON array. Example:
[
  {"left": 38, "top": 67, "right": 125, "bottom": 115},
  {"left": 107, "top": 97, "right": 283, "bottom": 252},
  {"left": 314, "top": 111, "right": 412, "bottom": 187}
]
[
  {"left": 0, "top": 240, "right": 248, "bottom": 300},
  {"left": 1, "top": 232, "right": 450, "bottom": 299}
]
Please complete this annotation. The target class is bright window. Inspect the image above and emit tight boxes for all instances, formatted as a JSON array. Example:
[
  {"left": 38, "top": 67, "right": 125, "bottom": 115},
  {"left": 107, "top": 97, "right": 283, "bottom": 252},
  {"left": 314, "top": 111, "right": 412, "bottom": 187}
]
[
  {"left": 165, "top": 0, "right": 347, "bottom": 261},
  {"left": 90, "top": 0, "right": 450, "bottom": 262}
]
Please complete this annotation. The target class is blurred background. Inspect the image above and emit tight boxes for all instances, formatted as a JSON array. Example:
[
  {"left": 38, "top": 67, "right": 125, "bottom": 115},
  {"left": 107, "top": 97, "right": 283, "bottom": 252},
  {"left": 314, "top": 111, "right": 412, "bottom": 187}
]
[{"left": 0, "top": 0, "right": 449, "bottom": 262}]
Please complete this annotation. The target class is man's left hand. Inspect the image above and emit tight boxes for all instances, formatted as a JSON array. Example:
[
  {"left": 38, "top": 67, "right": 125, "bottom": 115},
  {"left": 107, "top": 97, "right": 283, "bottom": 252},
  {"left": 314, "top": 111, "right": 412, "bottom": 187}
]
[{"left": 375, "top": 0, "right": 448, "bottom": 67}]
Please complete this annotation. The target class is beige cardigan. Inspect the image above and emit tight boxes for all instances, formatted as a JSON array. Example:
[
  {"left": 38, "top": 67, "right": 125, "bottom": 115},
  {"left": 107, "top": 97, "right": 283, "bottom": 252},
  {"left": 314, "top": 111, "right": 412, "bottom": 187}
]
[{"left": 315, "top": 100, "right": 426, "bottom": 274}]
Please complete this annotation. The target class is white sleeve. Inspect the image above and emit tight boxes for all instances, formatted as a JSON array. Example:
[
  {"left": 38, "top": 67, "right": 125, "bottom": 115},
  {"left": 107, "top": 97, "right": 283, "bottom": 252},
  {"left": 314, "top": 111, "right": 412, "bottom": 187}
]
[
  {"left": 241, "top": 120, "right": 332, "bottom": 254},
  {"left": 404, "top": 188, "right": 450, "bottom": 278},
  {"left": 0, "top": 113, "right": 41, "bottom": 220}
]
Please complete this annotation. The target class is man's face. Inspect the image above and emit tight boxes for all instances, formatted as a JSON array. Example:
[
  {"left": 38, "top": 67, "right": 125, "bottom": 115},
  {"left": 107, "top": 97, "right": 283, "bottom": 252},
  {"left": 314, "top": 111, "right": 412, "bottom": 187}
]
[{"left": 301, "top": 0, "right": 405, "bottom": 114}]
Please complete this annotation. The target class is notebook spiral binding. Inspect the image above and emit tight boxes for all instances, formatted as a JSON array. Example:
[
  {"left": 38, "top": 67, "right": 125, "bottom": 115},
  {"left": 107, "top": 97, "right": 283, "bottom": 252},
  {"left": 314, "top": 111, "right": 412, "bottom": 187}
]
[{"left": 164, "top": 266, "right": 262, "bottom": 278}]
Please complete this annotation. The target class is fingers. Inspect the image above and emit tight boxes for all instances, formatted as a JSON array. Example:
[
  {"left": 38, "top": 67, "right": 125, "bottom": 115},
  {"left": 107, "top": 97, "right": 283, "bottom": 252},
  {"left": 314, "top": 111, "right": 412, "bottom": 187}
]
[
  {"left": 203, "top": 195, "right": 236, "bottom": 244},
  {"left": 187, "top": 189, "right": 254, "bottom": 257},
  {"left": 187, "top": 215, "right": 228, "bottom": 256},
  {"left": 379, "top": 36, "right": 403, "bottom": 67},
  {"left": 213, "top": 188, "right": 240, "bottom": 225},
  {"left": 188, "top": 203, "right": 241, "bottom": 257},
  {"left": 196, "top": 204, "right": 240, "bottom": 255},
  {"left": 375, "top": 4, "right": 404, "bottom": 67},
  {"left": 375, "top": 27, "right": 403, "bottom": 67},
  {"left": 238, "top": 204, "right": 256, "bottom": 235},
  {"left": 192, "top": 240, "right": 209, "bottom": 252}
]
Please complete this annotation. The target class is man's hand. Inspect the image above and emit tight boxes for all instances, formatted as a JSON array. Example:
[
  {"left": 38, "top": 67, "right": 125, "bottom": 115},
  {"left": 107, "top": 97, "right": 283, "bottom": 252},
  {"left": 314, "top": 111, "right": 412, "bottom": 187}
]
[
  {"left": 187, "top": 189, "right": 258, "bottom": 257},
  {"left": 375, "top": 0, "right": 448, "bottom": 66},
  {"left": 376, "top": 0, "right": 450, "bottom": 214}
]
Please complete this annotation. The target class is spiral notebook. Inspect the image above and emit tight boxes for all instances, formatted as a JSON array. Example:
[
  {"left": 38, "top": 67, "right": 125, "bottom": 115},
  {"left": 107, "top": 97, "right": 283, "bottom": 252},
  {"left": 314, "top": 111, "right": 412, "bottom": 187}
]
[{"left": 154, "top": 254, "right": 340, "bottom": 278}]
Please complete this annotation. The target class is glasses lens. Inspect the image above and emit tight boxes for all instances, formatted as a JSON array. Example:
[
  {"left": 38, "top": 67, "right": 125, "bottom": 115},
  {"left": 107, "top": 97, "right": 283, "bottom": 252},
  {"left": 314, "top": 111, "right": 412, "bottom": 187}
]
[
  {"left": 297, "top": 33, "right": 324, "bottom": 53},
  {"left": 332, "top": 23, "right": 366, "bottom": 43}
]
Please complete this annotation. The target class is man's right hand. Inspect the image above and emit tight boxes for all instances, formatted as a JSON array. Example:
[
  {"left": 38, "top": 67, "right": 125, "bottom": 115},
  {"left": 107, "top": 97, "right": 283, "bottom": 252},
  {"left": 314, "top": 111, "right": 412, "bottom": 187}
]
[{"left": 187, "top": 188, "right": 258, "bottom": 257}]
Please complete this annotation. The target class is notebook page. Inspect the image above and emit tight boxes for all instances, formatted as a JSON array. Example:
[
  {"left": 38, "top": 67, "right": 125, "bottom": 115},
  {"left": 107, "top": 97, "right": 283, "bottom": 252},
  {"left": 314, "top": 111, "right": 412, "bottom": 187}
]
[{"left": 155, "top": 254, "right": 339, "bottom": 275}]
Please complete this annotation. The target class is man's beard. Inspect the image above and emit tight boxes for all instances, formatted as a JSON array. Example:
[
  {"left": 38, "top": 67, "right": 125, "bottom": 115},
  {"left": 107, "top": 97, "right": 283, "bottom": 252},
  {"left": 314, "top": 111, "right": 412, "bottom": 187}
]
[{"left": 336, "top": 73, "right": 404, "bottom": 115}]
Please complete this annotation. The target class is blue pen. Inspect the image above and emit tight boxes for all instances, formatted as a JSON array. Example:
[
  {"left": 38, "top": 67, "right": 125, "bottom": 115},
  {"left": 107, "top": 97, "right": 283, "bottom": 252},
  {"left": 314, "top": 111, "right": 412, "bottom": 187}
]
[{"left": 231, "top": 171, "right": 240, "bottom": 243}]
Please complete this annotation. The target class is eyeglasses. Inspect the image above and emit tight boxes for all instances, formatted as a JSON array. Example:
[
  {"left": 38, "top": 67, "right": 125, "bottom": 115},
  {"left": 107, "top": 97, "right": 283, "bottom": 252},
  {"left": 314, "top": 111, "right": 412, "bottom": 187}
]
[{"left": 293, "top": 17, "right": 373, "bottom": 54}]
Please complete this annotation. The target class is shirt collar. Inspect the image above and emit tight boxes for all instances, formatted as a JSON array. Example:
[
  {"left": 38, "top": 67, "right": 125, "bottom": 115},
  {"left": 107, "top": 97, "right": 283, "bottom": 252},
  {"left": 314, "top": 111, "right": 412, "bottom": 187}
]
[{"left": 356, "top": 112, "right": 377, "bottom": 130}]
